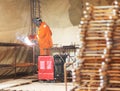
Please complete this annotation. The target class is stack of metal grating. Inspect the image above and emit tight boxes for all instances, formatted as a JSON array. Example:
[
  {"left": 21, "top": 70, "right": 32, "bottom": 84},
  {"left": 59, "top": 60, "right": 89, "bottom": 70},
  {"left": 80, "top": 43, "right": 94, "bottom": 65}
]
[{"left": 72, "top": 1, "right": 120, "bottom": 91}]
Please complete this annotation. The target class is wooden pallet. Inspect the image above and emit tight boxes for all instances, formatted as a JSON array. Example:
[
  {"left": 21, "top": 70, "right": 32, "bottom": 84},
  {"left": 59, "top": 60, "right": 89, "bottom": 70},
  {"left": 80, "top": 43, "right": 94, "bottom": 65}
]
[{"left": 73, "top": 2, "right": 120, "bottom": 91}]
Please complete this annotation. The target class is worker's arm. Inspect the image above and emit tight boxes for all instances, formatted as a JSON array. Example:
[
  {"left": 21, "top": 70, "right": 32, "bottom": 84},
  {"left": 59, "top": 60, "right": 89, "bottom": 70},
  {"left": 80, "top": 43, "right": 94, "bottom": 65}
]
[
  {"left": 28, "top": 34, "right": 37, "bottom": 40},
  {"left": 37, "top": 23, "right": 48, "bottom": 39}
]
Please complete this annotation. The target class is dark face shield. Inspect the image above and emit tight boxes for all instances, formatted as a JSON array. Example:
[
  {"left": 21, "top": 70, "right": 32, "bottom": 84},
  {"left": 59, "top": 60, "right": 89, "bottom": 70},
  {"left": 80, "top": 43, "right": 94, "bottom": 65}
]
[{"left": 32, "top": 18, "right": 42, "bottom": 27}]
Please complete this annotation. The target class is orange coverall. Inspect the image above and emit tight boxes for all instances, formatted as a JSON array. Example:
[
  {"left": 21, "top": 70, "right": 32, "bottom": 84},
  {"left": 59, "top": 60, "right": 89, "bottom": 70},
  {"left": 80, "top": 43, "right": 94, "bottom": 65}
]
[{"left": 36, "top": 22, "right": 53, "bottom": 55}]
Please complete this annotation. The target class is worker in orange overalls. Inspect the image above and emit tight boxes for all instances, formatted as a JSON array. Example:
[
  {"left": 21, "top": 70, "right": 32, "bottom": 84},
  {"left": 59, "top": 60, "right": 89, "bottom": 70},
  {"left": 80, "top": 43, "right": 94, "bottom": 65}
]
[{"left": 32, "top": 18, "right": 53, "bottom": 55}]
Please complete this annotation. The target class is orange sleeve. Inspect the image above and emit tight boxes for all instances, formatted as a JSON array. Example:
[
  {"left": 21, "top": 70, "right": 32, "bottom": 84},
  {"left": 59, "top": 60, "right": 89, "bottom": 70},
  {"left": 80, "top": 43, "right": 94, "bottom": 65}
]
[{"left": 37, "top": 23, "right": 46, "bottom": 39}]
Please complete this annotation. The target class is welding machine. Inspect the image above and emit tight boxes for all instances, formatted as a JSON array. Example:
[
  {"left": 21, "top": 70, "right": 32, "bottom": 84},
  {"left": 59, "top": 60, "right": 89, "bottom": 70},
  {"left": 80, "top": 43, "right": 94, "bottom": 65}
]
[
  {"left": 38, "top": 56, "right": 54, "bottom": 81},
  {"left": 38, "top": 54, "right": 67, "bottom": 82}
]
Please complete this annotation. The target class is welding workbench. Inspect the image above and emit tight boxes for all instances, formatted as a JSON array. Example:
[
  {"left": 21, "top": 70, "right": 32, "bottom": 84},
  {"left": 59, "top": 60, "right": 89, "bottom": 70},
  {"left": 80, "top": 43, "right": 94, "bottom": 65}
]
[
  {"left": 0, "top": 42, "right": 35, "bottom": 78},
  {"left": 49, "top": 45, "right": 79, "bottom": 56}
]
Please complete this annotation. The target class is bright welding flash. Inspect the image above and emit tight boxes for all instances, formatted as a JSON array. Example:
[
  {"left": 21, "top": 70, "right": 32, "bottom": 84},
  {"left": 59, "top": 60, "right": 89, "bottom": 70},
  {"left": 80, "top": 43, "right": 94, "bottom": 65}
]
[{"left": 24, "top": 37, "right": 34, "bottom": 46}]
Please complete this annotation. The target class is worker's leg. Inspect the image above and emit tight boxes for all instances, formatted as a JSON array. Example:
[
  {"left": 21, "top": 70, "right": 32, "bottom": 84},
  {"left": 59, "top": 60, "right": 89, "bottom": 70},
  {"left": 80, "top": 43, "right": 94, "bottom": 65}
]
[
  {"left": 40, "top": 48, "right": 50, "bottom": 56},
  {"left": 40, "top": 48, "right": 46, "bottom": 55}
]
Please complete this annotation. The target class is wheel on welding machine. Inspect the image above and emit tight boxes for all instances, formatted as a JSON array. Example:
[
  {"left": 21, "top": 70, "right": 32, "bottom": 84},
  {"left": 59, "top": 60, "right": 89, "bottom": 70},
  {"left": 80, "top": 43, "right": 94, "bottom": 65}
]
[
  {"left": 39, "top": 80, "right": 55, "bottom": 83},
  {"left": 48, "top": 80, "right": 55, "bottom": 83}
]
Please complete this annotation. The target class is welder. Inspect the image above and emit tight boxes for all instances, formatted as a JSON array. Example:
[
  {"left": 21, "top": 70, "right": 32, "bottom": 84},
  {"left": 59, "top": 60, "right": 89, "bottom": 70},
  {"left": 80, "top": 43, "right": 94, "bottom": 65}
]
[{"left": 32, "top": 18, "right": 53, "bottom": 55}]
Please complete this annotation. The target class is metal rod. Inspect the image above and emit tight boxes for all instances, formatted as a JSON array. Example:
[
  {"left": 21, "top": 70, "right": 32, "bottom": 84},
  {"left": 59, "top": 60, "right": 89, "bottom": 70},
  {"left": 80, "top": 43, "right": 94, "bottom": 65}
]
[
  {"left": 32, "top": 45, "right": 35, "bottom": 74},
  {"left": 64, "top": 62, "right": 73, "bottom": 91},
  {"left": 64, "top": 63, "right": 67, "bottom": 91}
]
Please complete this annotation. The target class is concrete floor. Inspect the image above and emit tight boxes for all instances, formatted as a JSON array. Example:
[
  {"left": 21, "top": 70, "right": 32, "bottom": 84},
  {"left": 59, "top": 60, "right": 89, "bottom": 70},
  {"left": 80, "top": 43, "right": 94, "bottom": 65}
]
[
  {"left": 3, "top": 82, "right": 74, "bottom": 91},
  {"left": 0, "top": 74, "right": 74, "bottom": 91}
]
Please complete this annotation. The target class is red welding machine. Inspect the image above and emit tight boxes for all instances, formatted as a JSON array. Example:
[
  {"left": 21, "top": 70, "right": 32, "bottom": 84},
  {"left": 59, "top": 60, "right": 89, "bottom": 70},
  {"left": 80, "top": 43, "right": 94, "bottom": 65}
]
[{"left": 38, "top": 56, "right": 54, "bottom": 80}]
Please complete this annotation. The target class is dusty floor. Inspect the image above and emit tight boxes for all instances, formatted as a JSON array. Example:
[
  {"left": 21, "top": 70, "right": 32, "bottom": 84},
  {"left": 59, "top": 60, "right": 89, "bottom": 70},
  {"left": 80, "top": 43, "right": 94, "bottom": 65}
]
[
  {"left": 4, "top": 82, "right": 74, "bottom": 91},
  {"left": 0, "top": 74, "right": 74, "bottom": 91}
]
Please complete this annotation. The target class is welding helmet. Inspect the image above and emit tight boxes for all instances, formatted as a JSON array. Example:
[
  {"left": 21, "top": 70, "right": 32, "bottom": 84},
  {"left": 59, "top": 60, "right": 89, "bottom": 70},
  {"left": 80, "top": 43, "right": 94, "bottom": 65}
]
[{"left": 32, "top": 18, "right": 42, "bottom": 27}]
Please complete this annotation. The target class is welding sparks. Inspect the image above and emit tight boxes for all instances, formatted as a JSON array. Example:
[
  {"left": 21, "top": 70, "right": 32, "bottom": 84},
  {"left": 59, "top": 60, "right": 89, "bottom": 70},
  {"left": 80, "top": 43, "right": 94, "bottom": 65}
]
[
  {"left": 24, "top": 36, "right": 35, "bottom": 46},
  {"left": 16, "top": 33, "right": 35, "bottom": 46}
]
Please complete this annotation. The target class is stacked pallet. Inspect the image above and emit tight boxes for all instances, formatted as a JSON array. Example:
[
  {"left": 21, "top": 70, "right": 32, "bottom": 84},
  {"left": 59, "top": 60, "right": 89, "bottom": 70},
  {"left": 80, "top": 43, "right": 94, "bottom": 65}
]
[{"left": 72, "top": 1, "right": 120, "bottom": 91}]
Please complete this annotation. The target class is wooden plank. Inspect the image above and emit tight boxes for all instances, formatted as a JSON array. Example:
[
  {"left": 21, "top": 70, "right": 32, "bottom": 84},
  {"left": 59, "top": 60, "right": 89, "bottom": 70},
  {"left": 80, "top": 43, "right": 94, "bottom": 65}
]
[
  {"left": 108, "top": 70, "right": 120, "bottom": 73},
  {"left": 85, "top": 44, "right": 106, "bottom": 47},
  {"left": 89, "top": 23, "right": 114, "bottom": 27},
  {"left": 83, "top": 50, "right": 103, "bottom": 53},
  {"left": 0, "top": 79, "right": 34, "bottom": 90},
  {"left": 107, "top": 88, "right": 120, "bottom": 90},
  {"left": 83, "top": 54, "right": 120, "bottom": 57},
  {"left": 81, "top": 73, "right": 120, "bottom": 77},
  {"left": 83, "top": 49, "right": 120, "bottom": 54},
  {"left": 80, "top": 31, "right": 105, "bottom": 36},
  {"left": 80, "top": 69, "right": 120, "bottom": 73},
  {"left": 80, "top": 27, "right": 113, "bottom": 30},
  {"left": 85, "top": 42, "right": 106, "bottom": 44},
  {"left": 81, "top": 70, "right": 98, "bottom": 73},
  {"left": 90, "top": 20, "right": 114, "bottom": 23},
  {"left": 93, "top": 9, "right": 113, "bottom": 13},
  {"left": 84, "top": 63, "right": 120, "bottom": 66},
  {"left": 85, "top": 31, "right": 108, "bottom": 33},
  {"left": 81, "top": 56, "right": 120, "bottom": 60},
  {"left": 94, "top": 5, "right": 117, "bottom": 9},
  {"left": 84, "top": 36, "right": 120, "bottom": 38},
  {"left": 93, "top": 16, "right": 118, "bottom": 20},
  {"left": 15, "top": 63, "right": 34, "bottom": 67},
  {"left": 82, "top": 47, "right": 105, "bottom": 50},
  {"left": 109, "top": 74, "right": 120, "bottom": 76},
  {"left": 85, "top": 37, "right": 105, "bottom": 40},
  {"left": 83, "top": 67, "right": 120, "bottom": 70},
  {"left": 93, "top": 13, "right": 118, "bottom": 17},
  {"left": 86, "top": 37, "right": 105, "bottom": 40},
  {"left": 82, "top": 80, "right": 120, "bottom": 84},
  {"left": 79, "top": 57, "right": 102, "bottom": 60},
  {"left": 88, "top": 27, "right": 113, "bottom": 30}
]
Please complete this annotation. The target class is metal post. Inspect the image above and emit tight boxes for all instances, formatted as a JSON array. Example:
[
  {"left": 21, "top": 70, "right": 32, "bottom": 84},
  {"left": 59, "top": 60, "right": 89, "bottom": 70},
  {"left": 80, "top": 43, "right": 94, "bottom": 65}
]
[
  {"left": 64, "top": 63, "right": 67, "bottom": 91},
  {"left": 32, "top": 45, "right": 35, "bottom": 74},
  {"left": 14, "top": 47, "right": 17, "bottom": 78},
  {"left": 64, "top": 62, "right": 73, "bottom": 91}
]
